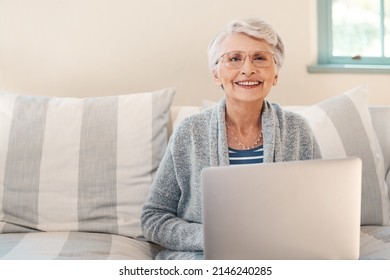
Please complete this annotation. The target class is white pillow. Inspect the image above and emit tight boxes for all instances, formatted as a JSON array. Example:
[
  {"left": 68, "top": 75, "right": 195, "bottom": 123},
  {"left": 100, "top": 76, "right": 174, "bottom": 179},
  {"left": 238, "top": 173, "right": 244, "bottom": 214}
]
[
  {"left": 0, "top": 88, "right": 175, "bottom": 238},
  {"left": 295, "top": 85, "right": 389, "bottom": 226}
]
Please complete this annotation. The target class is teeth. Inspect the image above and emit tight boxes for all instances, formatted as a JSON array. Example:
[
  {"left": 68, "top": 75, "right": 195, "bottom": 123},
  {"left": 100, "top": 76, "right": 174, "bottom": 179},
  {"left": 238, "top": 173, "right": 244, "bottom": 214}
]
[{"left": 237, "top": 81, "right": 260, "bottom": 86}]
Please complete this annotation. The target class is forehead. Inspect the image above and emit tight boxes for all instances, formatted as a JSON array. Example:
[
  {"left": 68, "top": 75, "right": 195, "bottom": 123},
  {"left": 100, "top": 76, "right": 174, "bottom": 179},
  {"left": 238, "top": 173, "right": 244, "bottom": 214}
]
[{"left": 220, "top": 32, "right": 272, "bottom": 53}]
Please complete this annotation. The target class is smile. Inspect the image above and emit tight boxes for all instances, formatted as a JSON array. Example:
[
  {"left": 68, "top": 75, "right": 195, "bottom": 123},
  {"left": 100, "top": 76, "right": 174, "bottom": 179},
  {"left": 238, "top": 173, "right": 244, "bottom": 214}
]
[{"left": 235, "top": 81, "right": 261, "bottom": 86}]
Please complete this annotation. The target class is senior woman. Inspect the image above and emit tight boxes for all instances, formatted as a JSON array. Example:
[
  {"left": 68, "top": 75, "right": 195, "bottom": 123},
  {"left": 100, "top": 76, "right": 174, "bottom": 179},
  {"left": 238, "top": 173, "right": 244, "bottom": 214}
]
[{"left": 141, "top": 17, "right": 321, "bottom": 260}]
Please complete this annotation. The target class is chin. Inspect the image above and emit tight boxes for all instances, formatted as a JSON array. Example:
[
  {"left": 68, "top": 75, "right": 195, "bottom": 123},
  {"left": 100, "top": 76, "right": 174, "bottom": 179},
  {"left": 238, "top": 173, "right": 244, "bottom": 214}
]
[{"left": 231, "top": 95, "right": 264, "bottom": 105}]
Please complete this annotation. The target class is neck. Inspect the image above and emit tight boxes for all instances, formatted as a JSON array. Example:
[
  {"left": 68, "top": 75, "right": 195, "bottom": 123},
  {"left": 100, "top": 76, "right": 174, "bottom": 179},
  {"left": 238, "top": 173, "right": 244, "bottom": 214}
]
[
  {"left": 225, "top": 99, "right": 263, "bottom": 132},
  {"left": 225, "top": 99, "right": 263, "bottom": 150}
]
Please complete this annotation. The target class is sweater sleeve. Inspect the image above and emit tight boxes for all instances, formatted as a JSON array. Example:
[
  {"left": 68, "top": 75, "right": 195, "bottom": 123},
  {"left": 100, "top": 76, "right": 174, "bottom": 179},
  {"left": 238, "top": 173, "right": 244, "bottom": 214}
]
[
  {"left": 140, "top": 144, "right": 203, "bottom": 252},
  {"left": 298, "top": 114, "right": 322, "bottom": 160}
]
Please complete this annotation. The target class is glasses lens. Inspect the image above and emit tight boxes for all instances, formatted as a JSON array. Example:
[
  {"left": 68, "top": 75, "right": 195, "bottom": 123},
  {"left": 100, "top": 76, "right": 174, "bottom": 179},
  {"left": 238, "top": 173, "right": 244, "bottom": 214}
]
[
  {"left": 222, "top": 51, "right": 274, "bottom": 68},
  {"left": 252, "top": 51, "right": 273, "bottom": 67},
  {"left": 225, "top": 51, "right": 245, "bottom": 68}
]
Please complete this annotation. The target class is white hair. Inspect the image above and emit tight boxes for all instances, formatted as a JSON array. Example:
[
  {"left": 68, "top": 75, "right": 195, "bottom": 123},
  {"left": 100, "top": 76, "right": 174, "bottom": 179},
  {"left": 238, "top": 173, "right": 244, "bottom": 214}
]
[{"left": 207, "top": 18, "right": 285, "bottom": 72}]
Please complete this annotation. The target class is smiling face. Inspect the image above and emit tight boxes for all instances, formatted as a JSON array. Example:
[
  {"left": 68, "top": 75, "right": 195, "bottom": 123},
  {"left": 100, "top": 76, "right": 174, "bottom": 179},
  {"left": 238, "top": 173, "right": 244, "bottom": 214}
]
[{"left": 213, "top": 32, "right": 278, "bottom": 104}]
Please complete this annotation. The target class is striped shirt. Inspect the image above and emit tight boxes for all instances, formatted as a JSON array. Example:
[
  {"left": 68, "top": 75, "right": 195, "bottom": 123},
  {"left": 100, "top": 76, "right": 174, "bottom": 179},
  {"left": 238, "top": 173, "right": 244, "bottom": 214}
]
[{"left": 228, "top": 145, "right": 264, "bottom": 165}]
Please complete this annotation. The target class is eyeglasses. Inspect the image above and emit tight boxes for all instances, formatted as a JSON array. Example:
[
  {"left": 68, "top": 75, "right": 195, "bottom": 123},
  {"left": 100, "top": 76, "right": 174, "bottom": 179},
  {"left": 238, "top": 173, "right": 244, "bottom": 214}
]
[{"left": 217, "top": 50, "right": 275, "bottom": 68}]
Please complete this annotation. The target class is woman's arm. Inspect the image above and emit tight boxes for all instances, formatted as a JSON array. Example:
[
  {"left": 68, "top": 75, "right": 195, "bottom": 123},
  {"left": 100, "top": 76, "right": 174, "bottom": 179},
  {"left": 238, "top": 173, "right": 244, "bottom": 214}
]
[{"left": 141, "top": 146, "right": 203, "bottom": 252}]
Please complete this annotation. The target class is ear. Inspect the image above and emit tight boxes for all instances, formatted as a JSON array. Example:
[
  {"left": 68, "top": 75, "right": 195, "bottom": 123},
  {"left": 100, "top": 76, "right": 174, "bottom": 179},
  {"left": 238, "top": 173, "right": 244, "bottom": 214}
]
[
  {"left": 213, "top": 70, "right": 222, "bottom": 86},
  {"left": 273, "top": 74, "right": 278, "bottom": 86}
]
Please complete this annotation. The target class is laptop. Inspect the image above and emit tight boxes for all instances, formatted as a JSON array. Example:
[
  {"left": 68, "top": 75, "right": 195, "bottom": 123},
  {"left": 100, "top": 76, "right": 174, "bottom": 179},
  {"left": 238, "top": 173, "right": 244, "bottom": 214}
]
[{"left": 202, "top": 157, "right": 362, "bottom": 260}]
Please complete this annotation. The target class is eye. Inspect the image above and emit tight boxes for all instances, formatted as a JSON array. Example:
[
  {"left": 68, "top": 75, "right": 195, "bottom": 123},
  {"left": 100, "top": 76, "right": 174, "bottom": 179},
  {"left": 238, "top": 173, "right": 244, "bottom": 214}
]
[
  {"left": 227, "top": 52, "right": 244, "bottom": 62},
  {"left": 253, "top": 53, "right": 269, "bottom": 61}
]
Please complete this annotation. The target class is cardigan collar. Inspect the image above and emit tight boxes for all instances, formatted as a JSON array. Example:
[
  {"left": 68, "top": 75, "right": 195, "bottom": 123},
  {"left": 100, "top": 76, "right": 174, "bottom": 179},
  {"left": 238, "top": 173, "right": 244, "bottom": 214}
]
[{"left": 209, "top": 97, "right": 281, "bottom": 166}]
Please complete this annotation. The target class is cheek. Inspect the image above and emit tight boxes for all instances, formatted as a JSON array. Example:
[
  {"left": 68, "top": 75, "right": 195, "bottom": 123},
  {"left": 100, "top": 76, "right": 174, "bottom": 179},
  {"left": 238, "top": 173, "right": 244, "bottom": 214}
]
[
  {"left": 214, "top": 73, "right": 226, "bottom": 86},
  {"left": 221, "top": 70, "right": 238, "bottom": 84},
  {"left": 264, "top": 70, "right": 278, "bottom": 84}
]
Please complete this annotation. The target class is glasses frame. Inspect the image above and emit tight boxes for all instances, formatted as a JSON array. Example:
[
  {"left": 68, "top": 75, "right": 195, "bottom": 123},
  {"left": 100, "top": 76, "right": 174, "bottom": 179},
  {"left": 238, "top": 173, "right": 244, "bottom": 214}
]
[{"left": 217, "top": 50, "right": 275, "bottom": 69}]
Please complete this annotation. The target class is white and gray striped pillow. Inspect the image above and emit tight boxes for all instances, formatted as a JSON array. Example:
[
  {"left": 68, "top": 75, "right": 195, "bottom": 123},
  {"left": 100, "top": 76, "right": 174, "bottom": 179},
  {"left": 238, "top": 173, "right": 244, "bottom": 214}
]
[
  {"left": 296, "top": 85, "right": 390, "bottom": 226},
  {"left": 0, "top": 88, "right": 175, "bottom": 238}
]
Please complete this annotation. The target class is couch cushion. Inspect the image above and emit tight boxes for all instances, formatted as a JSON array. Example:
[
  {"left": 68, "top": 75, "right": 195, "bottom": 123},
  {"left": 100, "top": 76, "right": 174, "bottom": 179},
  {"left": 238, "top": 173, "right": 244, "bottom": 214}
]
[
  {"left": 295, "top": 85, "right": 389, "bottom": 226},
  {"left": 360, "top": 226, "right": 390, "bottom": 259},
  {"left": 0, "top": 88, "right": 175, "bottom": 238},
  {"left": 0, "top": 232, "right": 161, "bottom": 259},
  {"left": 369, "top": 107, "right": 390, "bottom": 205}
]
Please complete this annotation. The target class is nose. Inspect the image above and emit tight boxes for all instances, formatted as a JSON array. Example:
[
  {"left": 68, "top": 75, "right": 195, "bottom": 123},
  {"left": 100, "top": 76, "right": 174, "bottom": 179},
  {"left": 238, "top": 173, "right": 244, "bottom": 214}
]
[{"left": 240, "top": 56, "right": 256, "bottom": 75}]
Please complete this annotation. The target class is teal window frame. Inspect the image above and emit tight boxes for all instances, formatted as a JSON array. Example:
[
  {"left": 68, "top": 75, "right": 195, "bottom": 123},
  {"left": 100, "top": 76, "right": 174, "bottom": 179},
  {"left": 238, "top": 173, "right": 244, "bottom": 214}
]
[{"left": 308, "top": 0, "right": 390, "bottom": 73}]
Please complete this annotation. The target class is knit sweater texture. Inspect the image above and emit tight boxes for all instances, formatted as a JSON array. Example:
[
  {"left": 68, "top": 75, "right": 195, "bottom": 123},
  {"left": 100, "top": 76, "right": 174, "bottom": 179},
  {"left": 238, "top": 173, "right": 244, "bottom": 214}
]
[{"left": 141, "top": 98, "right": 321, "bottom": 259}]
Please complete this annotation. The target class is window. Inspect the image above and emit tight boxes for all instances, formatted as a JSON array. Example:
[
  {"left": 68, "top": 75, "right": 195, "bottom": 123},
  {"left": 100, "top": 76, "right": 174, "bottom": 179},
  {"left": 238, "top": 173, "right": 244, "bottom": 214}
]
[{"left": 309, "top": 0, "right": 390, "bottom": 73}]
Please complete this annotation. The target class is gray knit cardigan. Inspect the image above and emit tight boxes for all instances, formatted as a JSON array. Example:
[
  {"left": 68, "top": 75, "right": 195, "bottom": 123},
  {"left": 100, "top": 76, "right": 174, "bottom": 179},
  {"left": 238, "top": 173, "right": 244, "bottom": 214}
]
[{"left": 141, "top": 98, "right": 321, "bottom": 260}]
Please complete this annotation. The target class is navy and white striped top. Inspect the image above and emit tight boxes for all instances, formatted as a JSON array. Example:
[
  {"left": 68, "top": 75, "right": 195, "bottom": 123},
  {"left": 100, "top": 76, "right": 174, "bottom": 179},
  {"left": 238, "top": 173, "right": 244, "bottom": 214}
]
[{"left": 228, "top": 145, "right": 264, "bottom": 165}]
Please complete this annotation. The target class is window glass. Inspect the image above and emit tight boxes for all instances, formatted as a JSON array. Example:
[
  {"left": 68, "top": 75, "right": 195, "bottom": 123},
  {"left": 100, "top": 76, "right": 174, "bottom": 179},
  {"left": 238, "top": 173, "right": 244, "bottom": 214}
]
[
  {"left": 332, "top": 0, "right": 381, "bottom": 57},
  {"left": 386, "top": 0, "right": 390, "bottom": 56}
]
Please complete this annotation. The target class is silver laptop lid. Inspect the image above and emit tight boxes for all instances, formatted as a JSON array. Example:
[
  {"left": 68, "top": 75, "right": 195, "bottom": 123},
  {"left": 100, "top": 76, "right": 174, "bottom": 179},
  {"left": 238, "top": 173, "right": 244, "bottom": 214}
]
[{"left": 202, "top": 158, "right": 362, "bottom": 260}]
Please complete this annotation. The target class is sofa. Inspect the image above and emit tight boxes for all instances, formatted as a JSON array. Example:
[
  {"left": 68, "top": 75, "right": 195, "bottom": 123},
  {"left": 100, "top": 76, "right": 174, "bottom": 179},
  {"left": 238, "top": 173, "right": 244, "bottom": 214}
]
[{"left": 0, "top": 85, "right": 389, "bottom": 259}]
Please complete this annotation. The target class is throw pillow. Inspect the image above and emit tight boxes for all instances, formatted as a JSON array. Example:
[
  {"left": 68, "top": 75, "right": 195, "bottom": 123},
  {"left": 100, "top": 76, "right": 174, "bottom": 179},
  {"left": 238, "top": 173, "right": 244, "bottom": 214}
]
[
  {"left": 295, "top": 85, "right": 389, "bottom": 226},
  {"left": 0, "top": 88, "right": 175, "bottom": 238}
]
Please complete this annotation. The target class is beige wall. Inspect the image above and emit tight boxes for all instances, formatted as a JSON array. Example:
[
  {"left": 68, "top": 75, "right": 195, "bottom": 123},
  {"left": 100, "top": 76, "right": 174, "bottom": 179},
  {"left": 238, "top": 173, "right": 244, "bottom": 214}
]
[{"left": 0, "top": 0, "right": 389, "bottom": 106}]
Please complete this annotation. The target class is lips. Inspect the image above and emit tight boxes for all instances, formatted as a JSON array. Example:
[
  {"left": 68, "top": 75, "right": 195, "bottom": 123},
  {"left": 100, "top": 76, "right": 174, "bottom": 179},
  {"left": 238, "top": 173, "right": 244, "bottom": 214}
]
[{"left": 235, "top": 80, "right": 262, "bottom": 86}]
